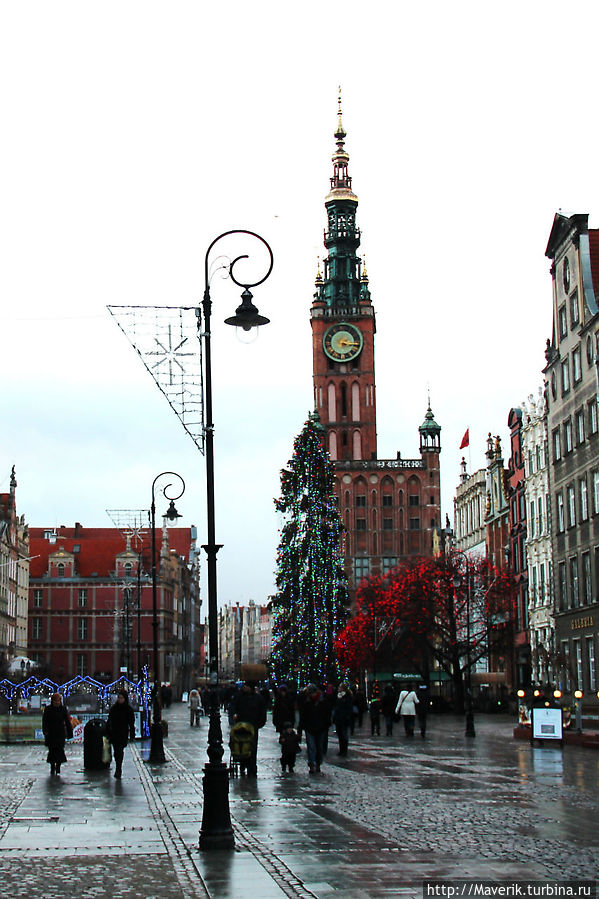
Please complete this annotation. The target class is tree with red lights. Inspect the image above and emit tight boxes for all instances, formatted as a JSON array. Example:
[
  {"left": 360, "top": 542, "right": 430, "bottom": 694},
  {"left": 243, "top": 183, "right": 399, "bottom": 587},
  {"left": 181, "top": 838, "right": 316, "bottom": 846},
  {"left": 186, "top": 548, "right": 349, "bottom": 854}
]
[{"left": 334, "top": 553, "right": 515, "bottom": 711}]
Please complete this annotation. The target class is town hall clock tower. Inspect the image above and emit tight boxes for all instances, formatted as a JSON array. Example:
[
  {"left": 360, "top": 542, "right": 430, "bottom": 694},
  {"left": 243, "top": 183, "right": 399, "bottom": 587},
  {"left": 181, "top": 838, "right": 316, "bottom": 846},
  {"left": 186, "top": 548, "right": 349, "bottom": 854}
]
[{"left": 311, "top": 96, "right": 442, "bottom": 598}]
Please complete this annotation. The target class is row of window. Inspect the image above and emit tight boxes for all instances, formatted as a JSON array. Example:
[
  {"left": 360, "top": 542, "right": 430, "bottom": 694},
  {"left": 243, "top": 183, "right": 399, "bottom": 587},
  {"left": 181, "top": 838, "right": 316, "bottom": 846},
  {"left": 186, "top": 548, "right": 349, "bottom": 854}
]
[
  {"left": 552, "top": 402, "right": 598, "bottom": 460},
  {"left": 355, "top": 517, "right": 422, "bottom": 531},
  {"left": 529, "top": 561, "right": 550, "bottom": 608},
  {"left": 33, "top": 588, "right": 91, "bottom": 609},
  {"left": 557, "top": 548, "right": 599, "bottom": 611},
  {"left": 528, "top": 494, "right": 550, "bottom": 540},
  {"left": 51, "top": 562, "right": 136, "bottom": 578},
  {"left": 354, "top": 557, "right": 398, "bottom": 583},
  {"left": 354, "top": 494, "right": 425, "bottom": 508},
  {"left": 525, "top": 441, "right": 547, "bottom": 478},
  {"left": 32, "top": 618, "right": 89, "bottom": 639},
  {"left": 557, "top": 289, "right": 579, "bottom": 338},
  {"left": 551, "top": 340, "right": 597, "bottom": 400},
  {"left": 560, "top": 636, "right": 597, "bottom": 693},
  {"left": 555, "top": 472, "right": 599, "bottom": 532}
]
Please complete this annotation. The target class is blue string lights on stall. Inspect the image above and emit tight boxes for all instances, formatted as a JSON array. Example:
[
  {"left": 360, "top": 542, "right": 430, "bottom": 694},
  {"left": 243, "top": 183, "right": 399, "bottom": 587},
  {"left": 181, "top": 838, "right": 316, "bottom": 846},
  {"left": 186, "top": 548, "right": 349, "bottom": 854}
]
[{"left": 0, "top": 667, "right": 152, "bottom": 735}]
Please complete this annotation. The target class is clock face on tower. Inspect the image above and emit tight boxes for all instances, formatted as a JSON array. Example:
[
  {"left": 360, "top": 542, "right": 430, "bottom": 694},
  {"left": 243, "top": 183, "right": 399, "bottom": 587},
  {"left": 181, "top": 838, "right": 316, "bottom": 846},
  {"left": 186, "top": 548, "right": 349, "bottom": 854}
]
[{"left": 323, "top": 322, "right": 363, "bottom": 362}]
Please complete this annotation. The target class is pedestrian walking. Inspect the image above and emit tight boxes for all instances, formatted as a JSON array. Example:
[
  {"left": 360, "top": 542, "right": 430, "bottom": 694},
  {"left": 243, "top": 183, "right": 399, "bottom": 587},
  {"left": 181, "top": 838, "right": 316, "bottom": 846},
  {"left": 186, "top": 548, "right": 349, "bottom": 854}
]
[
  {"left": 333, "top": 684, "right": 354, "bottom": 756},
  {"left": 107, "top": 690, "right": 136, "bottom": 779},
  {"left": 354, "top": 687, "right": 367, "bottom": 729},
  {"left": 381, "top": 685, "right": 396, "bottom": 736},
  {"left": 42, "top": 693, "right": 73, "bottom": 776},
  {"left": 395, "top": 683, "right": 419, "bottom": 737},
  {"left": 369, "top": 686, "right": 381, "bottom": 736},
  {"left": 278, "top": 721, "right": 301, "bottom": 773},
  {"left": 272, "top": 684, "right": 296, "bottom": 733},
  {"left": 232, "top": 682, "right": 267, "bottom": 777},
  {"left": 301, "top": 684, "right": 331, "bottom": 773},
  {"left": 416, "top": 684, "right": 429, "bottom": 738},
  {"left": 189, "top": 688, "right": 201, "bottom": 727}
]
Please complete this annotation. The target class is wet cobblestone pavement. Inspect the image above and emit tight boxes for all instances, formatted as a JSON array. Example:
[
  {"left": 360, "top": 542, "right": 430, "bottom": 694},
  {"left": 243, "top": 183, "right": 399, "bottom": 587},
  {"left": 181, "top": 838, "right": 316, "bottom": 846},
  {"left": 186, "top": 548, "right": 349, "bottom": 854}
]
[{"left": 0, "top": 705, "right": 597, "bottom": 897}]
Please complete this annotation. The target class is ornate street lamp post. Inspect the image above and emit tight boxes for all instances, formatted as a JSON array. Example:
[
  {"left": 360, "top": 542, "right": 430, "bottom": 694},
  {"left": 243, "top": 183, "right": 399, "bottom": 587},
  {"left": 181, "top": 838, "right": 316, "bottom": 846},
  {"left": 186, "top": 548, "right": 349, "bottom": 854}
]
[
  {"left": 198, "top": 230, "right": 273, "bottom": 851},
  {"left": 149, "top": 471, "right": 185, "bottom": 763}
]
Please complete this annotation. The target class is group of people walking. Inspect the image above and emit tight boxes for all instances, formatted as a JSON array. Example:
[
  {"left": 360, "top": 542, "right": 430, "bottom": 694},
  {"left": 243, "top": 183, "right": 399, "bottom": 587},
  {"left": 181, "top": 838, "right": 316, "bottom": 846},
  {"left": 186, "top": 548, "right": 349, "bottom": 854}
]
[{"left": 42, "top": 690, "right": 135, "bottom": 780}]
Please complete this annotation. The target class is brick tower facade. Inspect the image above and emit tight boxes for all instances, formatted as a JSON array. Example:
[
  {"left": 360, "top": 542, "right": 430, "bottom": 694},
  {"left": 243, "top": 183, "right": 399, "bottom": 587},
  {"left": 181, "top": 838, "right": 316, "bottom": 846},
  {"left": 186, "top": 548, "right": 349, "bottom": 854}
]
[{"left": 310, "top": 97, "right": 442, "bottom": 600}]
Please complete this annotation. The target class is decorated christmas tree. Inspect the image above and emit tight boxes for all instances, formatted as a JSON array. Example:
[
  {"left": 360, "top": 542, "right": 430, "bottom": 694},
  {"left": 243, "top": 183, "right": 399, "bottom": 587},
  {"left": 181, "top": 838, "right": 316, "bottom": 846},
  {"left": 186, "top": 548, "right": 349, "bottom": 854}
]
[{"left": 271, "top": 412, "right": 348, "bottom": 686}]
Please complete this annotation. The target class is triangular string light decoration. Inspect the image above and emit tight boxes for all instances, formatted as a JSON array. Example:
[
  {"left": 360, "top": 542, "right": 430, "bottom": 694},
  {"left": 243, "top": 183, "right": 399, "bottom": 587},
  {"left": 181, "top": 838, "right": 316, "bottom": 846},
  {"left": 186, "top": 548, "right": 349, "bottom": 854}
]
[{"left": 107, "top": 305, "right": 205, "bottom": 453}]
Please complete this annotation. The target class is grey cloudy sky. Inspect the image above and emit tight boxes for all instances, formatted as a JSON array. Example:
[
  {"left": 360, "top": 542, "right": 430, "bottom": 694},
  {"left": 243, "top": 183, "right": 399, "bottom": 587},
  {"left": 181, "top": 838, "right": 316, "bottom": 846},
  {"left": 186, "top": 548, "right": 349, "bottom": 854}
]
[{"left": 3, "top": 1, "right": 599, "bottom": 606}]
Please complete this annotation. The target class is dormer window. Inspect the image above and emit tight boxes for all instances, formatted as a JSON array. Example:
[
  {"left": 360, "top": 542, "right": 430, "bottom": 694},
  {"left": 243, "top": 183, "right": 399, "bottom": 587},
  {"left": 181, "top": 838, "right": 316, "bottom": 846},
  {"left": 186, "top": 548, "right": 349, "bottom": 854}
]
[{"left": 57, "top": 563, "right": 65, "bottom": 577}]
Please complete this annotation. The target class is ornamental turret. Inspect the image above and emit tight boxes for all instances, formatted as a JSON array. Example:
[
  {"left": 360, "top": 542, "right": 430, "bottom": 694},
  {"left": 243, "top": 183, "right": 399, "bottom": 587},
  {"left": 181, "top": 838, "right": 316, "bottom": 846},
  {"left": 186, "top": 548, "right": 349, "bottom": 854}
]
[{"left": 318, "top": 89, "right": 366, "bottom": 310}]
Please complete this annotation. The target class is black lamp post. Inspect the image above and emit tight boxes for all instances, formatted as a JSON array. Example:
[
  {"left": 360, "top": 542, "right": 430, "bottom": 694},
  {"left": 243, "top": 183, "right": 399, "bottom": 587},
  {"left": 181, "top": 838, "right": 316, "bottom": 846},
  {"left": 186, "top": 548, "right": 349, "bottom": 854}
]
[
  {"left": 149, "top": 471, "right": 185, "bottom": 763},
  {"left": 198, "top": 230, "right": 273, "bottom": 851},
  {"left": 452, "top": 550, "right": 476, "bottom": 738}
]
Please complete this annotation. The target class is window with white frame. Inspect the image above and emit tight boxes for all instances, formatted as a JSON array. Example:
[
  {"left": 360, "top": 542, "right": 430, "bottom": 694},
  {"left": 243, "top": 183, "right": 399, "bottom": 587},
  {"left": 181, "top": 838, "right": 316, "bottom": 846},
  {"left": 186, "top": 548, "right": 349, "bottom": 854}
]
[
  {"left": 557, "top": 492, "right": 565, "bottom": 532},
  {"left": 574, "top": 638, "right": 583, "bottom": 689},
  {"left": 531, "top": 566, "right": 538, "bottom": 606},
  {"left": 559, "top": 304, "right": 568, "bottom": 338},
  {"left": 572, "top": 346, "right": 582, "bottom": 383},
  {"left": 558, "top": 562, "right": 567, "bottom": 610},
  {"left": 582, "top": 552, "right": 591, "bottom": 605},
  {"left": 561, "top": 640, "right": 571, "bottom": 690},
  {"left": 570, "top": 290, "right": 580, "bottom": 327},
  {"left": 77, "top": 618, "right": 88, "bottom": 640},
  {"left": 553, "top": 428, "right": 562, "bottom": 461},
  {"left": 78, "top": 589, "right": 87, "bottom": 608},
  {"left": 354, "top": 558, "right": 370, "bottom": 584},
  {"left": 32, "top": 618, "right": 43, "bottom": 639},
  {"left": 590, "top": 400, "right": 598, "bottom": 435},
  {"left": 567, "top": 485, "right": 576, "bottom": 527},
  {"left": 537, "top": 496, "right": 544, "bottom": 533},
  {"left": 381, "top": 557, "right": 397, "bottom": 575},
  {"left": 580, "top": 478, "right": 588, "bottom": 521},
  {"left": 33, "top": 589, "right": 43, "bottom": 608},
  {"left": 587, "top": 637, "right": 596, "bottom": 691},
  {"left": 562, "top": 359, "right": 570, "bottom": 394},
  {"left": 570, "top": 557, "right": 579, "bottom": 608},
  {"left": 593, "top": 471, "right": 599, "bottom": 514},
  {"left": 540, "top": 563, "right": 546, "bottom": 605},
  {"left": 564, "top": 419, "right": 573, "bottom": 453},
  {"left": 76, "top": 654, "right": 87, "bottom": 676},
  {"left": 576, "top": 409, "right": 585, "bottom": 444},
  {"left": 529, "top": 501, "right": 535, "bottom": 538}
]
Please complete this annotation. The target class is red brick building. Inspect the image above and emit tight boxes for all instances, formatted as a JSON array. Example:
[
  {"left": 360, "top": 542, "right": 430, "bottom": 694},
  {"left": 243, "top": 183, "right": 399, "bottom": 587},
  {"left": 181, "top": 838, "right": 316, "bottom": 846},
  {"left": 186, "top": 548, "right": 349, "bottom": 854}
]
[
  {"left": 28, "top": 523, "right": 200, "bottom": 695},
  {"left": 310, "top": 100, "right": 442, "bottom": 598}
]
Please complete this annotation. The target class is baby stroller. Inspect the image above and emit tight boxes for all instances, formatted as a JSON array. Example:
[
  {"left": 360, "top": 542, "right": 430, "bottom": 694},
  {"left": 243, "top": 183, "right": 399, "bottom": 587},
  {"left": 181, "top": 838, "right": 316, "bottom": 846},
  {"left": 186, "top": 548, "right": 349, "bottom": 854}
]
[{"left": 229, "top": 721, "right": 255, "bottom": 777}]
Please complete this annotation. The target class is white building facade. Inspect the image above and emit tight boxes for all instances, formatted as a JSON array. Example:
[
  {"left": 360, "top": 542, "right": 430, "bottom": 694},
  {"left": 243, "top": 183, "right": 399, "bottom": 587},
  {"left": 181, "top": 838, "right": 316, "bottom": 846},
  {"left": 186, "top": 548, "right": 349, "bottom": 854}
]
[{"left": 521, "top": 389, "right": 555, "bottom": 686}]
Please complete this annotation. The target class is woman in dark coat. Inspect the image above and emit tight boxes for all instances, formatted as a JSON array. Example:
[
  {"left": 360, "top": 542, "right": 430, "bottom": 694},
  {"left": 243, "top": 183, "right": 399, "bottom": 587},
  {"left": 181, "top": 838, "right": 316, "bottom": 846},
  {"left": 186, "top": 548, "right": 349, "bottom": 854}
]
[
  {"left": 107, "top": 690, "right": 136, "bottom": 779},
  {"left": 42, "top": 693, "right": 73, "bottom": 776}
]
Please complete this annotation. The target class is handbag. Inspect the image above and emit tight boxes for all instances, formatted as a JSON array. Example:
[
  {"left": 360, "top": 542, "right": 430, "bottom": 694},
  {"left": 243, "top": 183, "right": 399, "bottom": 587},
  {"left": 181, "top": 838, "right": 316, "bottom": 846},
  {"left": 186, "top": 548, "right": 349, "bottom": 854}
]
[{"left": 101, "top": 736, "right": 112, "bottom": 765}]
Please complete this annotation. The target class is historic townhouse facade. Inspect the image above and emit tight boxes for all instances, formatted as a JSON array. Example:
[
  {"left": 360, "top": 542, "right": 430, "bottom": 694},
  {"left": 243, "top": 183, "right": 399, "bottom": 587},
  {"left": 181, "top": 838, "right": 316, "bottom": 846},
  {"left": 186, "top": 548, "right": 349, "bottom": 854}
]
[
  {"left": 544, "top": 212, "right": 599, "bottom": 706},
  {"left": 310, "top": 98, "right": 441, "bottom": 601},
  {"left": 0, "top": 468, "right": 29, "bottom": 664},
  {"left": 521, "top": 390, "right": 555, "bottom": 687},
  {"left": 454, "top": 460, "right": 487, "bottom": 556},
  {"left": 28, "top": 523, "right": 200, "bottom": 694},
  {"left": 506, "top": 408, "right": 530, "bottom": 687}
]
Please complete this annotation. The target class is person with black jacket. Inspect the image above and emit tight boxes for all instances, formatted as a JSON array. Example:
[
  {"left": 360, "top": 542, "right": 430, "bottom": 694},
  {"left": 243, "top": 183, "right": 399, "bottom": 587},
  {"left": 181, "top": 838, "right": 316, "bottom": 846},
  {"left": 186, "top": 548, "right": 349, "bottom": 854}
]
[
  {"left": 107, "top": 690, "right": 136, "bottom": 779},
  {"left": 232, "top": 682, "right": 267, "bottom": 777},
  {"left": 42, "top": 693, "right": 73, "bottom": 776},
  {"left": 301, "top": 684, "right": 331, "bottom": 773},
  {"left": 272, "top": 684, "right": 296, "bottom": 733}
]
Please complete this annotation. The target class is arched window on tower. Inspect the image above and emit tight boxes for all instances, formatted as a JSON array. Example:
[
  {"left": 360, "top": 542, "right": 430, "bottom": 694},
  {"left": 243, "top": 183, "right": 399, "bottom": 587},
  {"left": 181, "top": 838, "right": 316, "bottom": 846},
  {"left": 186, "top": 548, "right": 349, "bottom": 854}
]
[
  {"left": 353, "top": 430, "right": 362, "bottom": 460},
  {"left": 352, "top": 382, "right": 360, "bottom": 420},
  {"left": 329, "top": 431, "right": 338, "bottom": 461},
  {"left": 328, "top": 383, "right": 336, "bottom": 421}
]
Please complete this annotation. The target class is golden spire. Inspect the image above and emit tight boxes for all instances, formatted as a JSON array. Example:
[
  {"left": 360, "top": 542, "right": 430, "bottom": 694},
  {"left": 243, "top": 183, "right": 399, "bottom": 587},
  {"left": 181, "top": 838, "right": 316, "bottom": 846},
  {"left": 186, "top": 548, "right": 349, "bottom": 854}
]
[
  {"left": 361, "top": 255, "right": 368, "bottom": 281},
  {"left": 335, "top": 85, "right": 346, "bottom": 146},
  {"left": 315, "top": 256, "right": 323, "bottom": 283}
]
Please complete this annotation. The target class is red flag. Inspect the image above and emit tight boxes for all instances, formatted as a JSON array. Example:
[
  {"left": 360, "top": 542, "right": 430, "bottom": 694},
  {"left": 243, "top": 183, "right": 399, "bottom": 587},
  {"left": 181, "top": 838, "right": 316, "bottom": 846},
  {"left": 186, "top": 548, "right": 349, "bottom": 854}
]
[{"left": 459, "top": 428, "right": 469, "bottom": 450}]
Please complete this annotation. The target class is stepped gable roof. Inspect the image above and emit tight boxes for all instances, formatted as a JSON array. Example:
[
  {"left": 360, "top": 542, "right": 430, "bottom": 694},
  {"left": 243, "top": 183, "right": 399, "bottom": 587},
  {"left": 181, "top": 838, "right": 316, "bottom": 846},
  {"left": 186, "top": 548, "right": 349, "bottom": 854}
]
[{"left": 29, "top": 526, "right": 192, "bottom": 578}]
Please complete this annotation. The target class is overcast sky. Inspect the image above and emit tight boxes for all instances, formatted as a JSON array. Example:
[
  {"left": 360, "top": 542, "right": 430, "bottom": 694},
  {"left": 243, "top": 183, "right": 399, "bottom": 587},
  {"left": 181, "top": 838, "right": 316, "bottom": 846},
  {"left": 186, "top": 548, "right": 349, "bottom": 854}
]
[{"left": 3, "top": 1, "right": 599, "bottom": 608}]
